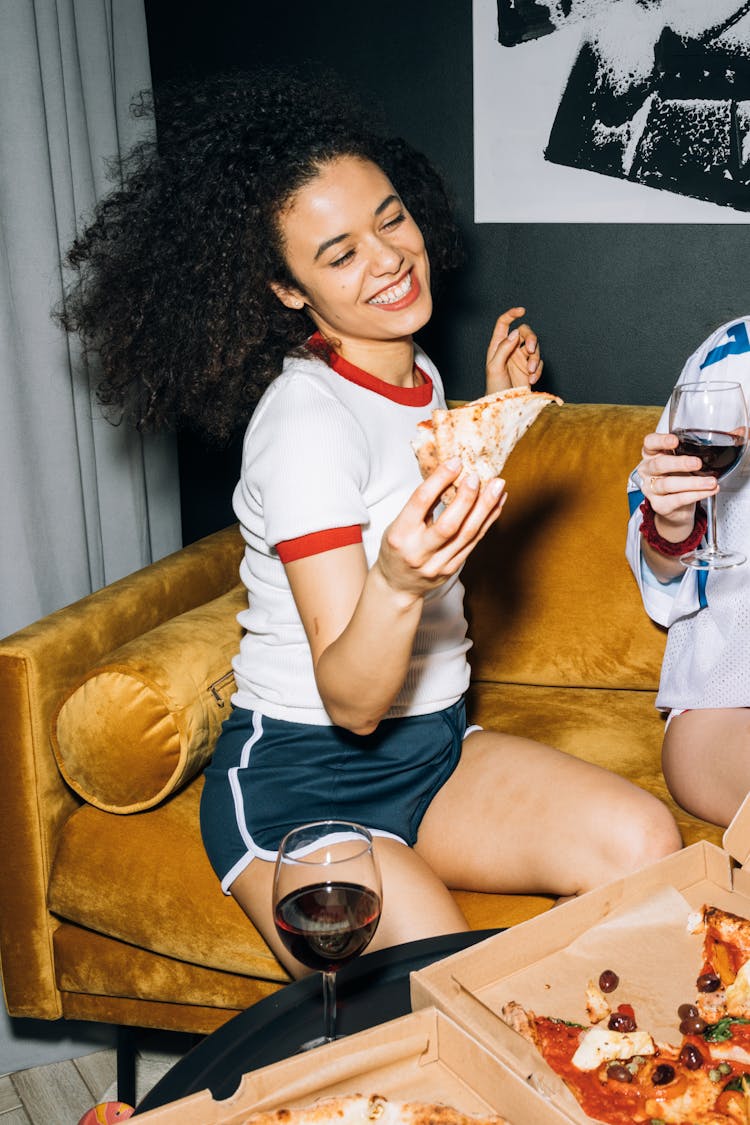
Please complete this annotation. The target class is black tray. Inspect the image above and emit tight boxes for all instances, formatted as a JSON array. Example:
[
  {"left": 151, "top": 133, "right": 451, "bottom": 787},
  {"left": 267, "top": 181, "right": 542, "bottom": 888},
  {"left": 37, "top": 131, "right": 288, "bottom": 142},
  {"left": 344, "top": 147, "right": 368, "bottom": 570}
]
[{"left": 135, "top": 928, "right": 499, "bottom": 1113}]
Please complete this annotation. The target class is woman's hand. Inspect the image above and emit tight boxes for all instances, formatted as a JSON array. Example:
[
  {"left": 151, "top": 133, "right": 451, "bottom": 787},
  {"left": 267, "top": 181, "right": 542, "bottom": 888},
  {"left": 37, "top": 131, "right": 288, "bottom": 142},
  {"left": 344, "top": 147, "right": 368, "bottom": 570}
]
[
  {"left": 288, "top": 459, "right": 507, "bottom": 734},
  {"left": 376, "top": 458, "right": 507, "bottom": 598},
  {"left": 638, "top": 431, "right": 718, "bottom": 540},
  {"left": 485, "top": 307, "right": 543, "bottom": 395},
  {"left": 637, "top": 431, "right": 718, "bottom": 582}
]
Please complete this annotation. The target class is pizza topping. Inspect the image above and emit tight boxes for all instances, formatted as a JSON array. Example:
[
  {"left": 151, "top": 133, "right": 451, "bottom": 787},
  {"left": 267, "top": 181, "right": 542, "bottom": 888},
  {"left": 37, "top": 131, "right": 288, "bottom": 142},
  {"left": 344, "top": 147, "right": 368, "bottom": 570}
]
[
  {"left": 650, "top": 1063, "right": 676, "bottom": 1086},
  {"left": 607, "top": 1005, "right": 637, "bottom": 1034},
  {"left": 726, "top": 961, "right": 750, "bottom": 1017},
  {"left": 570, "top": 1025, "right": 657, "bottom": 1071},
  {"left": 704, "top": 1017, "right": 750, "bottom": 1043},
  {"left": 605, "top": 1063, "right": 633, "bottom": 1083},
  {"left": 698, "top": 971, "right": 722, "bottom": 993},
  {"left": 678, "top": 1041, "right": 705, "bottom": 1069},
  {"left": 598, "top": 970, "right": 619, "bottom": 994},
  {"left": 679, "top": 1012, "right": 706, "bottom": 1035},
  {"left": 585, "top": 979, "right": 612, "bottom": 1024}
]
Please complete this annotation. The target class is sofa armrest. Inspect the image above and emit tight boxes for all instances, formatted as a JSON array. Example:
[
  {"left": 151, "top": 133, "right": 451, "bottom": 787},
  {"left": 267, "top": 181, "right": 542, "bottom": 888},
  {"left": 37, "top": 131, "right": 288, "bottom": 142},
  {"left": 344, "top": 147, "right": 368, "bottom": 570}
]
[{"left": 0, "top": 525, "right": 244, "bottom": 1018}]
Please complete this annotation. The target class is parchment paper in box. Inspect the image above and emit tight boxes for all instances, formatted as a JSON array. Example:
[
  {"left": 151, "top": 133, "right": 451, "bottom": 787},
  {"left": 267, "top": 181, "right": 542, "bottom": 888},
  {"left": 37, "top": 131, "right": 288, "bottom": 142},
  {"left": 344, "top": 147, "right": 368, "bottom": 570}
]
[{"left": 133, "top": 1007, "right": 574, "bottom": 1125}]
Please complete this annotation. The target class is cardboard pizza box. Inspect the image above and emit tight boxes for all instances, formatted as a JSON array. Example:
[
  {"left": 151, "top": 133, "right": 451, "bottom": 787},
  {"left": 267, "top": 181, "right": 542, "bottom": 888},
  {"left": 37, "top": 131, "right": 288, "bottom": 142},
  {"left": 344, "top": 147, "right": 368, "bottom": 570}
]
[
  {"left": 133, "top": 1006, "right": 574, "bottom": 1124},
  {"left": 409, "top": 793, "right": 750, "bottom": 1123}
]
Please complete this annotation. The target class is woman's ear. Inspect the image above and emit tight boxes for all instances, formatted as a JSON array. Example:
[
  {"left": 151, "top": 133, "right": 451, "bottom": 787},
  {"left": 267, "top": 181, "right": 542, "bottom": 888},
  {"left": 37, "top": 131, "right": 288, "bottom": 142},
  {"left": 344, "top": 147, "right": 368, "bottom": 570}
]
[{"left": 269, "top": 281, "right": 306, "bottom": 310}]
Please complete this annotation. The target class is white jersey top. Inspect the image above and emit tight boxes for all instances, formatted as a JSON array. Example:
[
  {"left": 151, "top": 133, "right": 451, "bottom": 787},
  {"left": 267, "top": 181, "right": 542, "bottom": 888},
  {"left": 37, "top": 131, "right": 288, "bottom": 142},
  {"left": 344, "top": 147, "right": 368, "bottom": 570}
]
[
  {"left": 626, "top": 316, "right": 750, "bottom": 713},
  {"left": 231, "top": 343, "right": 471, "bottom": 725}
]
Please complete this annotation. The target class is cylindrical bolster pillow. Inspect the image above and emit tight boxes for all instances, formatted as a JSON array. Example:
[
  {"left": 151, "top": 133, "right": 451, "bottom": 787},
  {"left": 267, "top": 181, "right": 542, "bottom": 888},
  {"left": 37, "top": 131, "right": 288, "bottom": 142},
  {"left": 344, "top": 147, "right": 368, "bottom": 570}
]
[{"left": 51, "top": 586, "right": 246, "bottom": 813}]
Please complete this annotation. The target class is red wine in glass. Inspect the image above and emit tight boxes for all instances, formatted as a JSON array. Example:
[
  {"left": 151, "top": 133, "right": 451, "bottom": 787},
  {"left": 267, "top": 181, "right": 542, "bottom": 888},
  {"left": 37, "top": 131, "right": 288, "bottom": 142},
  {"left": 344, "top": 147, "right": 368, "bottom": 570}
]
[
  {"left": 272, "top": 820, "right": 382, "bottom": 1049},
  {"left": 668, "top": 380, "right": 748, "bottom": 569},
  {"left": 672, "top": 429, "right": 745, "bottom": 479},
  {"left": 274, "top": 881, "right": 381, "bottom": 973}
]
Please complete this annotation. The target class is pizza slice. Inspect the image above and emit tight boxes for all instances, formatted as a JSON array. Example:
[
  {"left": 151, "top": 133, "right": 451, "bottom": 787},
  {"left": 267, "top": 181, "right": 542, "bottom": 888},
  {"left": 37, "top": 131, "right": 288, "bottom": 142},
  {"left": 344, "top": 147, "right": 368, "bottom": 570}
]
[
  {"left": 690, "top": 905, "right": 750, "bottom": 1023},
  {"left": 502, "top": 999, "right": 750, "bottom": 1124},
  {"left": 239, "top": 1094, "right": 510, "bottom": 1125},
  {"left": 412, "top": 387, "right": 563, "bottom": 503}
]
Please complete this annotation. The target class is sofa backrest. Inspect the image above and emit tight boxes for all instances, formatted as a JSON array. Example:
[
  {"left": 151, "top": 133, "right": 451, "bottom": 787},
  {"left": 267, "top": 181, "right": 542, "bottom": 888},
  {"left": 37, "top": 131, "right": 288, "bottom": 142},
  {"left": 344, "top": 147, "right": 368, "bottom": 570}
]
[{"left": 461, "top": 402, "right": 665, "bottom": 691}]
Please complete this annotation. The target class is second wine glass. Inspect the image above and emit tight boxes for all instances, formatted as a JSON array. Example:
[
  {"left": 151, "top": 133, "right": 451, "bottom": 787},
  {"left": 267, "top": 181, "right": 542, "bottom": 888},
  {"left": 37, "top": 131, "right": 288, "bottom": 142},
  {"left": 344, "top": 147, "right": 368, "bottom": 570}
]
[
  {"left": 272, "top": 820, "right": 382, "bottom": 1050},
  {"left": 668, "top": 379, "right": 748, "bottom": 569}
]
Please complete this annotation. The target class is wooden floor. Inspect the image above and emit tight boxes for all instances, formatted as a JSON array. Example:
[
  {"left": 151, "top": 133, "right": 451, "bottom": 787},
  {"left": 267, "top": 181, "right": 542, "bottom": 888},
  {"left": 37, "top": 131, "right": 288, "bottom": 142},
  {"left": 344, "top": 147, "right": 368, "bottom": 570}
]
[{"left": 0, "top": 1034, "right": 191, "bottom": 1124}]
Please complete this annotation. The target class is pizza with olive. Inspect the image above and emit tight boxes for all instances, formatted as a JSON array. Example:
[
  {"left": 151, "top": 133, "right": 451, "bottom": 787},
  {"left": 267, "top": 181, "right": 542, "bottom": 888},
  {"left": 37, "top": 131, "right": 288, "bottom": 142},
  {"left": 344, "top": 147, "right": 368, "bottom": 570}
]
[{"left": 500, "top": 903, "right": 750, "bottom": 1125}]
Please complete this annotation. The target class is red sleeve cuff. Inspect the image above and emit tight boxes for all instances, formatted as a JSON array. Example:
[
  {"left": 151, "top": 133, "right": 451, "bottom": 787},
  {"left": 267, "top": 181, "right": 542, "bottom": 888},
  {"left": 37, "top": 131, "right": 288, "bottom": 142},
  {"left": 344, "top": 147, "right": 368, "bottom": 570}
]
[{"left": 276, "top": 525, "right": 363, "bottom": 563}]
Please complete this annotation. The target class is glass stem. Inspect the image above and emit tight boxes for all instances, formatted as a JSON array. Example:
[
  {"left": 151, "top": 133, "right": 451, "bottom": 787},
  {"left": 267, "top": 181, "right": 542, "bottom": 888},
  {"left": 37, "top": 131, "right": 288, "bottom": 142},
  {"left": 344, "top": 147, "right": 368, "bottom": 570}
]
[
  {"left": 322, "top": 971, "right": 337, "bottom": 1042},
  {"left": 705, "top": 495, "right": 718, "bottom": 555}
]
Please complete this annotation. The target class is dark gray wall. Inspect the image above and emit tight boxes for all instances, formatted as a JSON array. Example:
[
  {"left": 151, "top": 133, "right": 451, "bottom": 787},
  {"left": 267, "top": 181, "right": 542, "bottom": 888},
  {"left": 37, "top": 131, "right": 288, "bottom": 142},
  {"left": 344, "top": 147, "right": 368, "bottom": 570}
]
[{"left": 144, "top": 0, "right": 750, "bottom": 541}]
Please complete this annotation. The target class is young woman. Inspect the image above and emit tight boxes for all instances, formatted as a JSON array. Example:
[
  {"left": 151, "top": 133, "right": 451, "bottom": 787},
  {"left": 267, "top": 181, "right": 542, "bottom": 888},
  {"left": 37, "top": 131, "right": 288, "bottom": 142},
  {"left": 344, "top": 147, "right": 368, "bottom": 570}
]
[
  {"left": 627, "top": 316, "right": 750, "bottom": 829},
  {"left": 60, "top": 68, "right": 681, "bottom": 975}
]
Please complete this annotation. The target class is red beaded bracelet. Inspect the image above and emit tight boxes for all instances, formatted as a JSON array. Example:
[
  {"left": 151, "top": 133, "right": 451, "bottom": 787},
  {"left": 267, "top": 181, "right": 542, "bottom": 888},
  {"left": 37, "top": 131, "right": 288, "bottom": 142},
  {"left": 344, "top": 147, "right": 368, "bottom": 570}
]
[{"left": 639, "top": 498, "right": 707, "bottom": 557}]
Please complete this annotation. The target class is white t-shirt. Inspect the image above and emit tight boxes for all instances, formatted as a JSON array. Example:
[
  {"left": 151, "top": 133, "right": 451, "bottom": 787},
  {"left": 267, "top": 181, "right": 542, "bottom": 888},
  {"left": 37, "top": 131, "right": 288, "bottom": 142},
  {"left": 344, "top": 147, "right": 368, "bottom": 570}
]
[
  {"left": 231, "top": 342, "right": 471, "bottom": 725},
  {"left": 626, "top": 316, "right": 750, "bottom": 712}
]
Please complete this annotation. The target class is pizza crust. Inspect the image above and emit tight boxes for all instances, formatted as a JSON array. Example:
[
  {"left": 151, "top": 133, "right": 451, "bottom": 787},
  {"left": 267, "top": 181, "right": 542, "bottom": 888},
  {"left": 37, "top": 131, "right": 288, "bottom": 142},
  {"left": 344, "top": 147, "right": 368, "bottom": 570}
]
[{"left": 238, "top": 1094, "right": 510, "bottom": 1125}]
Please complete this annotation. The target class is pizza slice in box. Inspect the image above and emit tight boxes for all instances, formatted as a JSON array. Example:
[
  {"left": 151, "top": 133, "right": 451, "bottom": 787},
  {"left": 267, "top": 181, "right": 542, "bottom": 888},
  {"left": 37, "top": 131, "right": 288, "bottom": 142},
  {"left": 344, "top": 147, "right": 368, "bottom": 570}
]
[{"left": 412, "top": 387, "right": 563, "bottom": 503}]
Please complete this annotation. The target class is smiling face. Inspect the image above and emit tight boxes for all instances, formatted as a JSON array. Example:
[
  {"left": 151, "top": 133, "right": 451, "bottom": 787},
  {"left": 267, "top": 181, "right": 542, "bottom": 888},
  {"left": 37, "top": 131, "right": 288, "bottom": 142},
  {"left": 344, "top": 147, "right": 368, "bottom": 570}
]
[{"left": 271, "top": 156, "right": 433, "bottom": 371}]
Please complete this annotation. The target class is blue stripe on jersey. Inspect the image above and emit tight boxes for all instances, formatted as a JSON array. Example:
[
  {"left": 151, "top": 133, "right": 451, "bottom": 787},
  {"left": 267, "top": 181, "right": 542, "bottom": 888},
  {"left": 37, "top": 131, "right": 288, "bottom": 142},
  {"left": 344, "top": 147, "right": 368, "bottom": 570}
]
[
  {"left": 698, "top": 570, "right": 708, "bottom": 610},
  {"left": 628, "top": 488, "right": 644, "bottom": 516},
  {"left": 700, "top": 321, "right": 750, "bottom": 369}
]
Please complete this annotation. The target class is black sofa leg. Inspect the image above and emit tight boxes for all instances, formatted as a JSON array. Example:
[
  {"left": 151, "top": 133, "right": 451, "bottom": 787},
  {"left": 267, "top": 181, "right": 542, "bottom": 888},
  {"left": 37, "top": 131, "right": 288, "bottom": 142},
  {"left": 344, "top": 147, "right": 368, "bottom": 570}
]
[{"left": 116, "top": 1025, "right": 137, "bottom": 1107}]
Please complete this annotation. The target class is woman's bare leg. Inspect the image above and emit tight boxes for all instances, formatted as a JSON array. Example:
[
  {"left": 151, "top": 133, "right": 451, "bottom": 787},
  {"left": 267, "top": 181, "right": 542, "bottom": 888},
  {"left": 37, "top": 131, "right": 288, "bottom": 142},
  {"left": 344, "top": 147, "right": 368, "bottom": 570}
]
[
  {"left": 662, "top": 708, "right": 750, "bottom": 828},
  {"left": 228, "top": 728, "right": 684, "bottom": 976},
  {"left": 415, "top": 729, "right": 683, "bottom": 897},
  {"left": 229, "top": 838, "right": 467, "bottom": 979}
]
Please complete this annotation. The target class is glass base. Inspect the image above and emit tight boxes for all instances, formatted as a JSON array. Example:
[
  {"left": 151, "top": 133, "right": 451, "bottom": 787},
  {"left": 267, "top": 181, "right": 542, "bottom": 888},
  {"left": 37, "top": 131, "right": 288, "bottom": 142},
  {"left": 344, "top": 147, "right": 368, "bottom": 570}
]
[
  {"left": 680, "top": 547, "right": 747, "bottom": 570},
  {"left": 296, "top": 1033, "right": 344, "bottom": 1052}
]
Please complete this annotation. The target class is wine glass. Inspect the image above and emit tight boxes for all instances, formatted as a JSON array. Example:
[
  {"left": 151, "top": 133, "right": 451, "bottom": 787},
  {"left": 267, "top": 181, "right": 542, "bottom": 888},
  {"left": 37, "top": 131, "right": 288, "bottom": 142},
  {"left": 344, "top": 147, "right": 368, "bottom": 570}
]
[
  {"left": 668, "top": 380, "right": 749, "bottom": 569},
  {"left": 272, "top": 820, "right": 382, "bottom": 1050}
]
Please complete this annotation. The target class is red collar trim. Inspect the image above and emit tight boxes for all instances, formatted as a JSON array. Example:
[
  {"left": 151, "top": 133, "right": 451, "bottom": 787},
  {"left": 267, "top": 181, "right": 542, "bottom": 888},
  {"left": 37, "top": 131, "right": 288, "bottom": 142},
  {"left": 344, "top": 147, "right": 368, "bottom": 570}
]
[{"left": 307, "top": 332, "right": 433, "bottom": 406}]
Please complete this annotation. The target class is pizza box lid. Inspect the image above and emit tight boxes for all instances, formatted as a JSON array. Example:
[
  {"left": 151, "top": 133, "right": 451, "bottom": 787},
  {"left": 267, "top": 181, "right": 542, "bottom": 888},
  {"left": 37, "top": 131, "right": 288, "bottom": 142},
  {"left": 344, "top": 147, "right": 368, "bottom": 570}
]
[
  {"left": 722, "top": 787, "right": 750, "bottom": 870},
  {"left": 133, "top": 1006, "right": 574, "bottom": 1124}
]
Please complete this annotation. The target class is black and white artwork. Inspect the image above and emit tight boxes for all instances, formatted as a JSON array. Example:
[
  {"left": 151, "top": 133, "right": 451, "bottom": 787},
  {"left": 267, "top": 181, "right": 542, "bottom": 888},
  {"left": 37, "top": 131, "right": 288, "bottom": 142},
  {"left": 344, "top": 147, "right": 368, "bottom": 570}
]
[{"left": 473, "top": 0, "right": 750, "bottom": 221}]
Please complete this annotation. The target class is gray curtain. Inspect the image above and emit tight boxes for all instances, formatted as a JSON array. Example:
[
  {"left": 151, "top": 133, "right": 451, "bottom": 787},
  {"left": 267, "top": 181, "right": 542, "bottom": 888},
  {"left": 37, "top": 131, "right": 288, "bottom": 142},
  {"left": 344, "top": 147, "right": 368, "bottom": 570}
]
[
  {"left": 0, "top": 0, "right": 181, "bottom": 642},
  {"left": 0, "top": 0, "right": 181, "bottom": 1073}
]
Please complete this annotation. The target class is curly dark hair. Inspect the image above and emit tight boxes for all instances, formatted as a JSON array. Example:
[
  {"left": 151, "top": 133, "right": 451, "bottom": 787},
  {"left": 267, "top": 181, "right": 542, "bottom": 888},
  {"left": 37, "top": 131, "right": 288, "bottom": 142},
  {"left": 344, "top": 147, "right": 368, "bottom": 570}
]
[{"left": 57, "top": 66, "right": 464, "bottom": 444}]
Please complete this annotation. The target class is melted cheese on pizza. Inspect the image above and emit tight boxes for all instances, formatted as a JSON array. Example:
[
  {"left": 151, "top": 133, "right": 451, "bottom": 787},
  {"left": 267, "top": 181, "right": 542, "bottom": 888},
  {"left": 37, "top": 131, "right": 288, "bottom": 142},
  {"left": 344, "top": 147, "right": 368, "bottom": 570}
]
[{"left": 570, "top": 1025, "right": 656, "bottom": 1070}]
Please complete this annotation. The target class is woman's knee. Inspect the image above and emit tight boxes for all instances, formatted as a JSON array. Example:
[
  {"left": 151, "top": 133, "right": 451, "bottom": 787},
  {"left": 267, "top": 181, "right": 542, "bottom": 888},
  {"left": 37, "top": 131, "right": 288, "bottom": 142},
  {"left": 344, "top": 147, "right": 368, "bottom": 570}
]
[{"left": 589, "top": 793, "right": 682, "bottom": 890}]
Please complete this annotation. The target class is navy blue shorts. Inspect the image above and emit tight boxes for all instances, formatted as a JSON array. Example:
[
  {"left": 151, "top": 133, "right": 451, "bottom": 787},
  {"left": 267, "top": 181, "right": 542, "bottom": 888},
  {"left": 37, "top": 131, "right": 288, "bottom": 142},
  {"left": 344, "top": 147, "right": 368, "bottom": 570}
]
[{"left": 199, "top": 699, "right": 469, "bottom": 892}]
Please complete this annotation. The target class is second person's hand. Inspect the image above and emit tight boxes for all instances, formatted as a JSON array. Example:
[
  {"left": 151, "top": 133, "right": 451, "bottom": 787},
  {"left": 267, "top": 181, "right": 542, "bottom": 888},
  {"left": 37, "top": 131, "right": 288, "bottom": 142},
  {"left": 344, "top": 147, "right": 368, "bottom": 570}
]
[
  {"left": 639, "top": 432, "right": 718, "bottom": 519},
  {"left": 485, "top": 307, "right": 543, "bottom": 394}
]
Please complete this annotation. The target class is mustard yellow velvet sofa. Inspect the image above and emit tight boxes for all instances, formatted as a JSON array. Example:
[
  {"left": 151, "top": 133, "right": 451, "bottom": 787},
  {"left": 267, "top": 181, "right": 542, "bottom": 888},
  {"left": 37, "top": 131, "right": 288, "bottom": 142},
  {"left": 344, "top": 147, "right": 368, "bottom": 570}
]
[{"left": 0, "top": 402, "right": 724, "bottom": 1045}]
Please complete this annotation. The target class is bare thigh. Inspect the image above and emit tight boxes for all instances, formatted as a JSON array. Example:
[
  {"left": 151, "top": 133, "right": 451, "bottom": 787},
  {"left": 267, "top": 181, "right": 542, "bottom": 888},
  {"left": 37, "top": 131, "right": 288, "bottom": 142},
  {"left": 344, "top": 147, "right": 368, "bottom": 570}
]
[
  {"left": 229, "top": 837, "right": 468, "bottom": 979},
  {"left": 415, "top": 729, "right": 683, "bottom": 898},
  {"left": 662, "top": 708, "right": 750, "bottom": 828}
]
